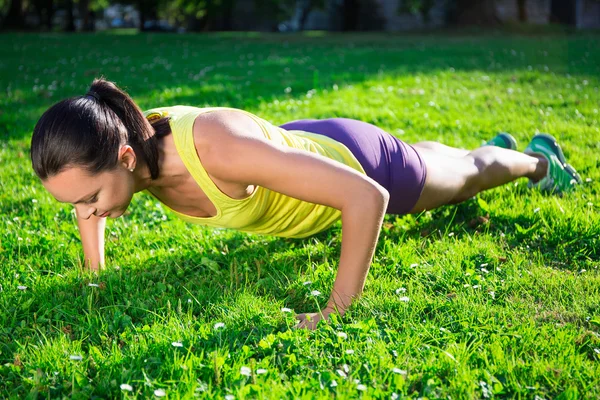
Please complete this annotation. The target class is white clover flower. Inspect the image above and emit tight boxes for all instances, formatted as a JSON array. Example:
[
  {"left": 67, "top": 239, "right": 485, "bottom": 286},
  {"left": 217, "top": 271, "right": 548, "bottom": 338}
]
[
  {"left": 225, "top": 395, "right": 235, "bottom": 400},
  {"left": 473, "top": 285, "right": 480, "bottom": 289},
  {"left": 448, "top": 232, "right": 455, "bottom": 237},
  {"left": 240, "top": 366, "right": 251, "bottom": 377},
  {"left": 594, "top": 348, "right": 600, "bottom": 354},
  {"left": 69, "top": 355, "right": 82, "bottom": 361},
  {"left": 345, "top": 349, "right": 355, "bottom": 355},
  {"left": 310, "top": 290, "right": 321, "bottom": 296},
  {"left": 480, "top": 263, "right": 488, "bottom": 267},
  {"left": 533, "top": 208, "right": 540, "bottom": 213},
  {"left": 303, "top": 281, "right": 312, "bottom": 285},
  {"left": 172, "top": 342, "right": 183, "bottom": 347},
  {"left": 392, "top": 368, "right": 407, "bottom": 375},
  {"left": 256, "top": 368, "right": 268, "bottom": 375},
  {"left": 330, "top": 380, "right": 338, "bottom": 387},
  {"left": 481, "top": 268, "right": 489, "bottom": 274},
  {"left": 336, "top": 332, "right": 348, "bottom": 339},
  {"left": 336, "top": 369, "right": 347, "bottom": 378},
  {"left": 343, "top": 364, "right": 350, "bottom": 373},
  {"left": 88, "top": 283, "right": 99, "bottom": 287},
  {"left": 357, "top": 384, "right": 367, "bottom": 391},
  {"left": 17, "top": 286, "right": 27, "bottom": 291},
  {"left": 489, "top": 291, "right": 496, "bottom": 299},
  {"left": 395, "top": 288, "right": 407, "bottom": 294},
  {"left": 392, "top": 393, "right": 399, "bottom": 400},
  {"left": 281, "top": 307, "right": 292, "bottom": 313},
  {"left": 399, "top": 296, "right": 410, "bottom": 302},
  {"left": 154, "top": 389, "right": 166, "bottom": 397},
  {"left": 120, "top": 384, "right": 133, "bottom": 391},
  {"left": 213, "top": 322, "right": 225, "bottom": 330},
  {"left": 187, "top": 298, "right": 192, "bottom": 303},
  {"left": 410, "top": 263, "right": 419, "bottom": 268}
]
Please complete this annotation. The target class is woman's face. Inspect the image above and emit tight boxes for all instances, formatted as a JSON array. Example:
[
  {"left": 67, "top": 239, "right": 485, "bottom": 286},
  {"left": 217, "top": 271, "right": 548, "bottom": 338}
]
[{"left": 42, "top": 146, "right": 138, "bottom": 219}]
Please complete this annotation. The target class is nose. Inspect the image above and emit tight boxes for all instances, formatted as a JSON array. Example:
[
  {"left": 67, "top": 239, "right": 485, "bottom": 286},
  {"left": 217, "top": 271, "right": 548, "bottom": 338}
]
[{"left": 76, "top": 204, "right": 97, "bottom": 220}]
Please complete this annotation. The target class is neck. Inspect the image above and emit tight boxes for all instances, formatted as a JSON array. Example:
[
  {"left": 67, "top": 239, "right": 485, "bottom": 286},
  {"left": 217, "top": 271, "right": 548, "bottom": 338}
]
[{"left": 132, "top": 162, "right": 156, "bottom": 193}]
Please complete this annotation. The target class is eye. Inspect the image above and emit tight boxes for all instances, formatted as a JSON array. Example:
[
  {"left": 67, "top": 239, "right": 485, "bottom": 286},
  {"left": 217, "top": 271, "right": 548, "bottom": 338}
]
[{"left": 85, "top": 195, "right": 98, "bottom": 204}]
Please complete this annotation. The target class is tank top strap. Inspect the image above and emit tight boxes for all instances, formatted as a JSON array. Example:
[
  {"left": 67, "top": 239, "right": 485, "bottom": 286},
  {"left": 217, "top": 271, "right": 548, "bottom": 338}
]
[{"left": 142, "top": 106, "right": 257, "bottom": 222}]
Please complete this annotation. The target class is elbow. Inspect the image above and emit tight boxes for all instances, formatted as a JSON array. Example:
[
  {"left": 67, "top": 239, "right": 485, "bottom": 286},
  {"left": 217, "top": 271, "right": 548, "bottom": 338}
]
[
  {"left": 343, "top": 183, "right": 389, "bottom": 213},
  {"left": 374, "top": 186, "right": 390, "bottom": 211}
]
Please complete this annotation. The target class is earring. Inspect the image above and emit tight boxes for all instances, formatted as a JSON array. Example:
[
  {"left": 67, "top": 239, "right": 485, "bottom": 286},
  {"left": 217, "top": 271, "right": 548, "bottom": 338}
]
[{"left": 129, "top": 168, "right": 134, "bottom": 172}]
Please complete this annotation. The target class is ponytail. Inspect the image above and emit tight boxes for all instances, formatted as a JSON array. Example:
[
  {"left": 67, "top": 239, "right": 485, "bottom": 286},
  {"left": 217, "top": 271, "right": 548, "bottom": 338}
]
[{"left": 31, "top": 76, "right": 171, "bottom": 181}]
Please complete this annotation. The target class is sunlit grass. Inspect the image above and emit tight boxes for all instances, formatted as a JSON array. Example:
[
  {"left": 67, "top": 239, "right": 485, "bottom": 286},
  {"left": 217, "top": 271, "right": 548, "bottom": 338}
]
[{"left": 0, "top": 30, "right": 599, "bottom": 398}]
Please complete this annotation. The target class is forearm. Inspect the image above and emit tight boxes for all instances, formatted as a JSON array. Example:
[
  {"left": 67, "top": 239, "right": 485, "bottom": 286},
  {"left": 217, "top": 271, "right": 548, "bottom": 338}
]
[
  {"left": 326, "top": 188, "right": 389, "bottom": 315},
  {"left": 76, "top": 212, "right": 106, "bottom": 270}
]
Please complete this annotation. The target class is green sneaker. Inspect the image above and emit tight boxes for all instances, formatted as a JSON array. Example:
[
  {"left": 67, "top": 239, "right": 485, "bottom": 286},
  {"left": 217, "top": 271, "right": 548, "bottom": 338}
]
[
  {"left": 524, "top": 133, "right": 582, "bottom": 193},
  {"left": 483, "top": 132, "right": 518, "bottom": 150}
]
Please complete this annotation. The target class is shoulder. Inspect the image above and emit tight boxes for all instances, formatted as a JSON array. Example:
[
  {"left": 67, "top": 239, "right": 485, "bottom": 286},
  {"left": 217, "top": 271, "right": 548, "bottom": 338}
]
[
  {"left": 192, "top": 109, "right": 264, "bottom": 149},
  {"left": 191, "top": 109, "right": 266, "bottom": 181}
]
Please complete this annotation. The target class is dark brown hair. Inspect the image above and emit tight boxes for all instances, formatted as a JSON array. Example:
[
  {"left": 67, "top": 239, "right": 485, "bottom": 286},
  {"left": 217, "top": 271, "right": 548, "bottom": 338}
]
[{"left": 30, "top": 77, "right": 172, "bottom": 181}]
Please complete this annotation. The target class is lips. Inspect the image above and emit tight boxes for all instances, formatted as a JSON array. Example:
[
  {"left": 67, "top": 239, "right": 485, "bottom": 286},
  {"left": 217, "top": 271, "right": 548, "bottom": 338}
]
[{"left": 98, "top": 211, "right": 109, "bottom": 217}]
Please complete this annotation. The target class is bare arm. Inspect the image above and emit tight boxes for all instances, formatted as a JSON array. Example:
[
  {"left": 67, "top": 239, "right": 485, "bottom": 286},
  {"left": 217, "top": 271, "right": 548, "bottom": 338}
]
[
  {"left": 194, "top": 111, "right": 390, "bottom": 323},
  {"left": 325, "top": 189, "right": 387, "bottom": 315},
  {"left": 75, "top": 208, "right": 106, "bottom": 271}
]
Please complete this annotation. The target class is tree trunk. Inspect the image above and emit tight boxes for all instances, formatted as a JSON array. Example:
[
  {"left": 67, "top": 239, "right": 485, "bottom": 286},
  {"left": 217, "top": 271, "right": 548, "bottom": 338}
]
[
  {"left": 78, "top": 0, "right": 92, "bottom": 31},
  {"left": 517, "top": 0, "right": 527, "bottom": 21},
  {"left": 220, "top": 0, "right": 234, "bottom": 30},
  {"left": 297, "top": 0, "right": 312, "bottom": 30},
  {"left": 2, "top": 0, "right": 26, "bottom": 30},
  {"left": 44, "top": 0, "right": 54, "bottom": 30},
  {"left": 64, "top": 0, "right": 76, "bottom": 31},
  {"left": 137, "top": 0, "right": 146, "bottom": 31},
  {"left": 342, "top": 0, "right": 359, "bottom": 31}
]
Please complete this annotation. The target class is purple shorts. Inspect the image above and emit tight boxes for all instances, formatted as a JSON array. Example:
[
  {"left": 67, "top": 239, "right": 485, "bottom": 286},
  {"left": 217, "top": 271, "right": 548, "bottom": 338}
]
[{"left": 279, "top": 118, "right": 427, "bottom": 215}]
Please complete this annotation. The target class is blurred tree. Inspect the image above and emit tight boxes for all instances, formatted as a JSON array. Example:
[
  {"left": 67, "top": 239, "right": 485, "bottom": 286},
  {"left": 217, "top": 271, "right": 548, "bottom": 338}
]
[
  {"left": 445, "top": 0, "right": 500, "bottom": 25},
  {"left": 2, "top": 0, "right": 26, "bottom": 30},
  {"left": 31, "top": 0, "right": 56, "bottom": 30},
  {"left": 65, "top": 0, "right": 76, "bottom": 30},
  {"left": 160, "top": 0, "right": 295, "bottom": 32},
  {"left": 296, "top": 0, "right": 325, "bottom": 30},
  {"left": 399, "top": 0, "right": 437, "bottom": 23},
  {"left": 517, "top": 0, "right": 526, "bottom": 21}
]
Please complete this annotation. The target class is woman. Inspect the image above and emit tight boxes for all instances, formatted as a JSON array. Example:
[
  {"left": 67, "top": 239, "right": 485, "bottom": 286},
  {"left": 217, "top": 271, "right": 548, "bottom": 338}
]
[{"left": 30, "top": 77, "right": 582, "bottom": 330}]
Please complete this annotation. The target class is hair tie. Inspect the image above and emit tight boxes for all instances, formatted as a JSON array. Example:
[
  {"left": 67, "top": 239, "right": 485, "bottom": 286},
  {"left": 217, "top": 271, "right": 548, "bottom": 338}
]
[{"left": 85, "top": 90, "right": 101, "bottom": 102}]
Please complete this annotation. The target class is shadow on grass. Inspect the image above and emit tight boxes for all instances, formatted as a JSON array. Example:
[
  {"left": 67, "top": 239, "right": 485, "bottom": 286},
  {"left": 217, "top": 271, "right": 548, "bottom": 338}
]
[{"left": 380, "top": 194, "right": 599, "bottom": 270}]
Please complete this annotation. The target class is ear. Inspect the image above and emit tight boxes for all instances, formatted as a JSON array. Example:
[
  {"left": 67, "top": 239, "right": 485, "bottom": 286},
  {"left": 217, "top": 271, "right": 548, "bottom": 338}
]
[{"left": 118, "top": 145, "right": 137, "bottom": 170}]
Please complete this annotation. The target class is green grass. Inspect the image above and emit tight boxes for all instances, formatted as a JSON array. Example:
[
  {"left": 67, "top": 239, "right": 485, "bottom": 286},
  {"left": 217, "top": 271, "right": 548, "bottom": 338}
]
[{"left": 1, "top": 30, "right": 599, "bottom": 398}]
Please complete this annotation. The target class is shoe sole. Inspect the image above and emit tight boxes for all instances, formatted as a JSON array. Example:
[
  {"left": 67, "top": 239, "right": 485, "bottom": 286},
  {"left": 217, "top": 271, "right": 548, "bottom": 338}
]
[{"left": 529, "top": 133, "right": 583, "bottom": 186}]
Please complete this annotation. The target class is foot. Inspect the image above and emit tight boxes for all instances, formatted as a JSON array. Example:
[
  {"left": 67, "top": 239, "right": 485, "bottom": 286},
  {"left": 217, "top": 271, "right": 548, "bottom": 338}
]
[
  {"left": 483, "top": 132, "right": 518, "bottom": 150},
  {"left": 524, "top": 133, "right": 582, "bottom": 193}
]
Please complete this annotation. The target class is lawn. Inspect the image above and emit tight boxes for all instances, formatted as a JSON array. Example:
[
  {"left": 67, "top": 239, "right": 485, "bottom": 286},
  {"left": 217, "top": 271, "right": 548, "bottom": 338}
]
[{"left": 0, "top": 29, "right": 599, "bottom": 398}]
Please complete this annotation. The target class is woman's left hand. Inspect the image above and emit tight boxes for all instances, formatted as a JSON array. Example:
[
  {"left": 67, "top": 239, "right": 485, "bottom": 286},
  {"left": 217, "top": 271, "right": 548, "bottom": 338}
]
[{"left": 294, "top": 308, "right": 335, "bottom": 330}]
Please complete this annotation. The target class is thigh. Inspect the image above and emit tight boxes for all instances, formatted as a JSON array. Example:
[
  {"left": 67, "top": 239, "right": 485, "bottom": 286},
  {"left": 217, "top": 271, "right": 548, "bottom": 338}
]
[{"left": 408, "top": 147, "right": 479, "bottom": 213}]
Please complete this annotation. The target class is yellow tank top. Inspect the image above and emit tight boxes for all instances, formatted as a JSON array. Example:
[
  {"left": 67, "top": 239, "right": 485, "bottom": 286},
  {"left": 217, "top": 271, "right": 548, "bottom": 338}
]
[{"left": 141, "top": 106, "right": 366, "bottom": 239}]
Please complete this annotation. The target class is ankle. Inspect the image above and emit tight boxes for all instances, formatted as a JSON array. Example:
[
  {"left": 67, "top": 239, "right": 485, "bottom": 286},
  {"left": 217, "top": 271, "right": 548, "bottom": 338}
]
[{"left": 528, "top": 153, "right": 548, "bottom": 182}]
